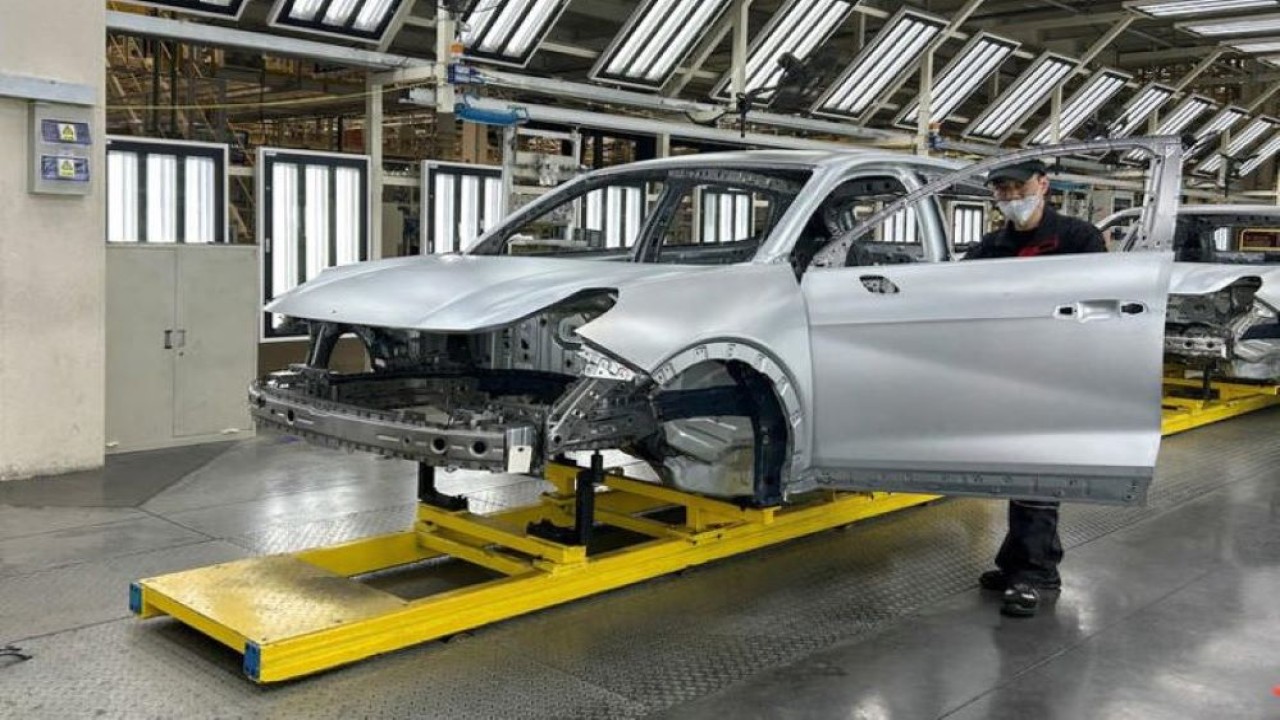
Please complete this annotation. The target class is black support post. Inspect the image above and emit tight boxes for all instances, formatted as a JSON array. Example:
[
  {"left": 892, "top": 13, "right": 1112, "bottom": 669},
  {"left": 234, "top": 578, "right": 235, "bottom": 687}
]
[
  {"left": 527, "top": 451, "right": 604, "bottom": 549},
  {"left": 417, "top": 462, "right": 467, "bottom": 511}
]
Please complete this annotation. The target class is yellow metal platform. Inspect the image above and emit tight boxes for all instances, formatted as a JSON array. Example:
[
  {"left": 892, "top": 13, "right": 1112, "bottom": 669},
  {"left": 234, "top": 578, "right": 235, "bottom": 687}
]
[
  {"left": 133, "top": 371, "right": 1280, "bottom": 683},
  {"left": 1160, "top": 373, "right": 1280, "bottom": 435},
  {"left": 132, "top": 464, "right": 937, "bottom": 683}
]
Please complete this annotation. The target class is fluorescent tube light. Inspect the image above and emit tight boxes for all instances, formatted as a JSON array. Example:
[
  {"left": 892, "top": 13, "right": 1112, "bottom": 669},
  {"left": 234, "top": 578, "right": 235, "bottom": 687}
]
[
  {"left": 712, "top": 0, "right": 858, "bottom": 101},
  {"left": 592, "top": 0, "right": 733, "bottom": 90},
  {"left": 964, "top": 53, "right": 1077, "bottom": 142},
  {"left": 1179, "top": 13, "right": 1280, "bottom": 36},
  {"left": 1109, "top": 83, "right": 1176, "bottom": 137},
  {"left": 125, "top": 0, "right": 250, "bottom": 20},
  {"left": 270, "top": 0, "right": 409, "bottom": 44},
  {"left": 1025, "top": 69, "right": 1131, "bottom": 145},
  {"left": 1126, "top": 0, "right": 1277, "bottom": 17},
  {"left": 896, "top": 33, "right": 1020, "bottom": 128},
  {"left": 1197, "top": 115, "right": 1279, "bottom": 173},
  {"left": 462, "top": 0, "right": 572, "bottom": 68},
  {"left": 1238, "top": 129, "right": 1280, "bottom": 174},
  {"left": 813, "top": 8, "right": 947, "bottom": 121}
]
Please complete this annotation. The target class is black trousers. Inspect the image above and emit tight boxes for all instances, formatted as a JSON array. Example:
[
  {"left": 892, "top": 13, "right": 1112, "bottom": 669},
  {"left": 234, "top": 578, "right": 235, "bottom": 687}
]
[{"left": 994, "top": 500, "right": 1063, "bottom": 585}]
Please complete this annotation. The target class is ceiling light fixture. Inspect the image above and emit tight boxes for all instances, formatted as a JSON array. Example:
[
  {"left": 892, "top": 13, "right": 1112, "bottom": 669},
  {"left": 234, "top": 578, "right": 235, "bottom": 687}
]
[
  {"left": 1024, "top": 69, "right": 1131, "bottom": 145},
  {"left": 711, "top": 0, "right": 858, "bottom": 101},
  {"left": 461, "top": 0, "right": 572, "bottom": 68},
  {"left": 812, "top": 8, "right": 947, "bottom": 122},
  {"left": 270, "top": 0, "right": 409, "bottom": 44},
  {"left": 964, "top": 52, "right": 1077, "bottom": 142},
  {"left": 592, "top": 0, "right": 734, "bottom": 90},
  {"left": 1108, "top": 83, "right": 1177, "bottom": 137},
  {"left": 1126, "top": 0, "right": 1278, "bottom": 17},
  {"left": 895, "top": 32, "right": 1020, "bottom": 129}
]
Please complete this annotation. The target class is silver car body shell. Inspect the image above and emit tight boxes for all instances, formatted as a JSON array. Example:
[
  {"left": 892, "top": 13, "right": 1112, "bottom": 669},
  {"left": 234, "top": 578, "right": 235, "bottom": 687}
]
[
  {"left": 1099, "top": 204, "right": 1280, "bottom": 375},
  {"left": 264, "top": 138, "right": 1180, "bottom": 505}
]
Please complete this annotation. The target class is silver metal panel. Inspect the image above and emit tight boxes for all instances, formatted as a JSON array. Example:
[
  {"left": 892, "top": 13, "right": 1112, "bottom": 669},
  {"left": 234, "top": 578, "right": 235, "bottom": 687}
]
[
  {"left": 1170, "top": 262, "right": 1280, "bottom": 307},
  {"left": 803, "top": 252, "right": 1170, "bottom": 493},
  {"left": 575, "top": 264, "right": 814, "bottom": 473},
  {"left": 266, "top": 254, "right": 713, "bottom": 332}
]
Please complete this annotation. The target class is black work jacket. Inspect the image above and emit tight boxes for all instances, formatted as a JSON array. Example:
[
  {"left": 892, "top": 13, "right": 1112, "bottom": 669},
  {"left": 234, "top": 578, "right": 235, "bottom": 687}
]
[{"left": 964, "top": 206, "right": 1106, "bottom": 259}]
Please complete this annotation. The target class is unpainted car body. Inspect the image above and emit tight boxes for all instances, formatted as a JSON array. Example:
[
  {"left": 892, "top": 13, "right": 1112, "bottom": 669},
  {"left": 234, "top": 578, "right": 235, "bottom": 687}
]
[
  {"left": 252, "top": 138, "right": 1182, "bottom": 507},
  {"left": 1099, "top": 205, "right": 1280, "bottom": 379}
]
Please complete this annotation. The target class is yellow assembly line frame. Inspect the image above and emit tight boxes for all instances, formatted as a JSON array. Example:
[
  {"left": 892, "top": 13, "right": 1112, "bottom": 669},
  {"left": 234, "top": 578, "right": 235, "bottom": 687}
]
[
  {"left": 131, "top": 374, "right": 1280, "bottom": 683},
  {"left": 132, "top": 464, "right": 938, "bottom": 683},
  {"left": 1160, "top": 375, "right": 1280, "bottom": 435}
]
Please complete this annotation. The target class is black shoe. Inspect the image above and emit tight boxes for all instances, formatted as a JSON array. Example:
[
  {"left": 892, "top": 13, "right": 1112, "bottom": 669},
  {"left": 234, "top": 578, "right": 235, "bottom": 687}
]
[
  {"left": 979, "top": 570, "right": 1061, "bottom": 593},
  {"left": 979, "top": 570, "right": 1009, "bottom": 591},
  {"left": 1000, "top": 583, "right": 1039, "bottom": 617}
]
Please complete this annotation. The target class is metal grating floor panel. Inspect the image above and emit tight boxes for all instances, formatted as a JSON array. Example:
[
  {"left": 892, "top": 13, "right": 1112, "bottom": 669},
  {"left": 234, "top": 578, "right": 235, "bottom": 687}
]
[{"left": 0, "top": 408, "right": 1276, "bottom": 718}]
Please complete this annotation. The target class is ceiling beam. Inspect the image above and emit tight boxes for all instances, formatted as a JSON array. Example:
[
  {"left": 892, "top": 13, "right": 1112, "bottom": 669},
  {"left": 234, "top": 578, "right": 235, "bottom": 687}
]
[
  {"left": 971, "top": 11, "right": 1129, "bottom": 32},
  {"left": 1115, "top": 46, "right": 1220, "bottom": 65},
  {"left": 106, "top": 10, "right": 428, "bottom": 70}
]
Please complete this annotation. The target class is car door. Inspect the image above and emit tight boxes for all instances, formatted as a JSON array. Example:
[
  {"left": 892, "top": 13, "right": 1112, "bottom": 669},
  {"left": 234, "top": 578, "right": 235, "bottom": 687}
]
[{"left": 799, "top": 138, "right": 1181, "bottom": 505}]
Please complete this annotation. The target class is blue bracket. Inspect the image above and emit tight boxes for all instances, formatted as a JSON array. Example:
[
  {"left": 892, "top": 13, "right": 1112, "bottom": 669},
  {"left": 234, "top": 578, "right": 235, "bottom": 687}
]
[
  {"left": 128, "top": 582, "right": 142, "bottom": 615},
  {"left": 243, "top": 642, "right": 262, "bottom": 682},
  {"left": 454, "top": 103, "right": 529, "bottom": 127}
]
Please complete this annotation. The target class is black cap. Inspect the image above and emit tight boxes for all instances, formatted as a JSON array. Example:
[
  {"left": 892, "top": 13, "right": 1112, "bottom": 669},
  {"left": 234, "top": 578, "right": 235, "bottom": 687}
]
[{"left": 986, "top": 159, "right": 1048, "bottom": 185}]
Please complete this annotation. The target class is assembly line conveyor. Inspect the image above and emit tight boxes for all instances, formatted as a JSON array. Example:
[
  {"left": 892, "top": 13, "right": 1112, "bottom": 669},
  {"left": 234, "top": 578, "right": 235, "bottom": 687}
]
[{"left": 130, "top": 369, "right": 1280, "bottom": 683}]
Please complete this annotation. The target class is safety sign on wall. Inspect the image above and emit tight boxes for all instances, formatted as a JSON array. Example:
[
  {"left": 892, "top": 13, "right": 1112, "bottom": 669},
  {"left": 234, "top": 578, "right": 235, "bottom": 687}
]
[{"left": 29, "top": 103, "right": 93, "bottom": 196}]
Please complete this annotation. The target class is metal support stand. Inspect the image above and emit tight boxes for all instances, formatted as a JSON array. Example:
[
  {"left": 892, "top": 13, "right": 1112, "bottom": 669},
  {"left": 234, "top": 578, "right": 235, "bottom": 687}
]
[
  {"left": 417, "top": 462, "right": 467, "bottom": 511},
  {"left": 527, "top": 451, "right": 603, "bottom": 548}
]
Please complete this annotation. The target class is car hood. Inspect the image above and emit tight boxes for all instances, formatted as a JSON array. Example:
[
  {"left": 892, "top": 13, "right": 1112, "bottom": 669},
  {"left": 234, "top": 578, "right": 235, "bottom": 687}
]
[
  {"left": 265, "top": 254, "right": 716, "bottom": 332},
  {"left": 1169, "top": 262, "right": 1280, "bottom": 308}
]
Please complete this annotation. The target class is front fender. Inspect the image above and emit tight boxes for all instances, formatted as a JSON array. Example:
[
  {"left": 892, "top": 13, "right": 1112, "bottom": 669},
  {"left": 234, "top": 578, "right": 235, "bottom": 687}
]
[{"left": 576, "top": 263, "right": 814, "bottom": 475}]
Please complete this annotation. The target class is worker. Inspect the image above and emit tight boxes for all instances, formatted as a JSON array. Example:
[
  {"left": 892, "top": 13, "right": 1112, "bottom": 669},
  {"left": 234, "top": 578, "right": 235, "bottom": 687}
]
[{"left": 964, "top": 159, "right": 1107, "bottom": 618}]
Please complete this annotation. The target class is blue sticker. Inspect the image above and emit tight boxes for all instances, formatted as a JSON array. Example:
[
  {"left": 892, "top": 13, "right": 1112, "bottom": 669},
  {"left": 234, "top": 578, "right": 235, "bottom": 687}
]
[
  {"left": 40, "top": 119, "right": 91, "bottom": 145},
  {"left": 129, "top": 582, "right": 142, "bottom": 614},
  {"left": 40, "top": 155, "right": 90, "bottom": 183},
  {"left": 244, "top": 642, "right": 262, "bottom": 681}
]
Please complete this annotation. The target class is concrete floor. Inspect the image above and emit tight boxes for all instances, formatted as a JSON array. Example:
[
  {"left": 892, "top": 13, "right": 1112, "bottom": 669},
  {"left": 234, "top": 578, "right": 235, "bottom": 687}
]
[{"left": 0, "top": 409, "right": 1278, "bottom": 719}]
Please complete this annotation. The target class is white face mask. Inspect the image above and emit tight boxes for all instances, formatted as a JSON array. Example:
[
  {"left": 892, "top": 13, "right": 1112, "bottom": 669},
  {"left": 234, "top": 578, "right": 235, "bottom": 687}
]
[{"left": 997, "top": 195, "right": 1042, "bottom": 227}]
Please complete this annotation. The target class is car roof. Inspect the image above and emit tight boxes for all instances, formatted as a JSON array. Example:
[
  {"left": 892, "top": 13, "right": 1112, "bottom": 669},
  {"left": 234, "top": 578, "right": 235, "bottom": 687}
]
[
  {"left": 586, "top": 148, "right": 966, "bottom": 177},
  {"left": 1110, "top": 203, "right": 1280, "bottom": 219}
]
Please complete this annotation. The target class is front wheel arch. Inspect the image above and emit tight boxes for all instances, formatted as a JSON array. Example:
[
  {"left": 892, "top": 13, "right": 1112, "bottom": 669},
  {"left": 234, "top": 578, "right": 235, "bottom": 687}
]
[{"left": 647, "top": 342, "right": 806, "bottom": 504}]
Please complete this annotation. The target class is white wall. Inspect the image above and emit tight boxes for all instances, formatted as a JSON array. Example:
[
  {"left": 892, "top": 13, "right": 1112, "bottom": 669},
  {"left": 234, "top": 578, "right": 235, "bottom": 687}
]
[{"left": 0, "top": 0, "right": 106, "bottom": 479}]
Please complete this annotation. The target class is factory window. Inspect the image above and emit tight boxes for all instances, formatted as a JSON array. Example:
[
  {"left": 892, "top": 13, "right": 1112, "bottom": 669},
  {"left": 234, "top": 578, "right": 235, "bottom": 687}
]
[
  {"left": 423, "top": 162, "right": 504, "bottom": 254},
  {"left": 260, "top": 149, "right": 370, "bottom": 339},
  {"left": 879, "top": 207, "right": 922, "bottom": 245},
  {"left": 485, "top": 176, "right": 654, "bottom": 257},
  {"left": 584, "top": 184, "right": 647, "bottom": 249},
  {"left": 1213, "top": 226, "right": 1232, "bottom": 251},
  {"left": 106, "top": 138, "right": 227, "bottom": 244},
  {"left": 656, "top": 182, "right": 789, "bottom": 263},
  {"left": 951, "top": 202, "right": 987, "bottom": 250},
  {"left": 698, "top": 189, "right": 754, "bottom": 244}
]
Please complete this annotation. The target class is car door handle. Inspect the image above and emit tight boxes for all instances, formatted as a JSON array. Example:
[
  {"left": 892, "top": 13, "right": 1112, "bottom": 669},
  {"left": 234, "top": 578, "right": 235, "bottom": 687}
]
[
  {"left": 859, "top": 275, "right": 900, "bottom": 294},
  {"left": 164, "top": 329, "right": 173, "bottom": 349},
  {"left": 1054, "top": 301, "right": 1146, "bottom": 320}
]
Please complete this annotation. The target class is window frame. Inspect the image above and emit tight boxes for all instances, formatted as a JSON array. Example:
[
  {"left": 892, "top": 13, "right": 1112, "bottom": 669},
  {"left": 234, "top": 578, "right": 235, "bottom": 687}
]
[
  {"left": 422, "top": 161, "right": 505, "bottom": 255},
  {"left": 258, "top": 147, "right": 371, "bottom": 341},
  {"left": 105, "top": 136, "right": 229, "bottom": 245}
]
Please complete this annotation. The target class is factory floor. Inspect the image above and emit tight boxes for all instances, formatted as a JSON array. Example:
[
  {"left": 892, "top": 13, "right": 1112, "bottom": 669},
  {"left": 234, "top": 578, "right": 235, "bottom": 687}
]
[{"left": 1, "top": 409, "right": 1278, "bottom": 719}]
